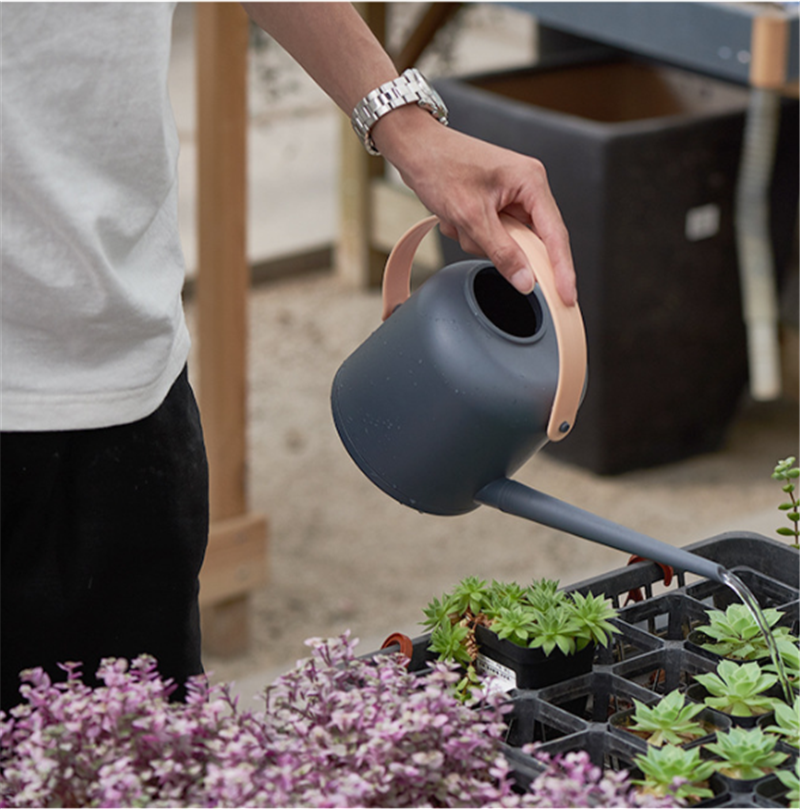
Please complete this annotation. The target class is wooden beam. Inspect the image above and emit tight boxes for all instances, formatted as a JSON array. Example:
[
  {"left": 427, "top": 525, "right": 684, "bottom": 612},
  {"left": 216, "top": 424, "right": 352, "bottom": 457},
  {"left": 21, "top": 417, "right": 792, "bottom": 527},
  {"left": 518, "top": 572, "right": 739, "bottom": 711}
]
[
  {"left": 195, "top": 2, "right": 268, "bottom": 655},
  {"left": 750, "top": 13, "right": 790, "bottom": 90}
]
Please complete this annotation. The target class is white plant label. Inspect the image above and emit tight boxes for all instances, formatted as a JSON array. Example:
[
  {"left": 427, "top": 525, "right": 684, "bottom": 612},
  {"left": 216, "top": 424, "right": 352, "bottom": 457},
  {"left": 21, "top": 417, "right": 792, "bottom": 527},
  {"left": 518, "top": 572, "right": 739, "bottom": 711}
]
[{"left": 475, "top": 654, "right": 518, "bottom": 694}]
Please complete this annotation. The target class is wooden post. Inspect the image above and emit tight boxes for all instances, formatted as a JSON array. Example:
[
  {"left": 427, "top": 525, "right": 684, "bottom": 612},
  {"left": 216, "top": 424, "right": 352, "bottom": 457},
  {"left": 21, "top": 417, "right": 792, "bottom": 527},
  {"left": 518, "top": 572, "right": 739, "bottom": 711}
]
[
  {"left": 337, "top": 3, "right": 389, "bottom": 289},
  {"left": 337, "top": 3, "right": 455, "bottom": 289},
  {"left": 195, "top": 2, "right": 268, "bottom": 656}
]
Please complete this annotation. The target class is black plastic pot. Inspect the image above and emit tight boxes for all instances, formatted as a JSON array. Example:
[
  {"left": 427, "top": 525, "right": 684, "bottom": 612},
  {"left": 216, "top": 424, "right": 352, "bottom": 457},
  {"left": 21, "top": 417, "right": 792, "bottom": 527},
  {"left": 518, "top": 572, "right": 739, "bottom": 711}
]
[
  {"left": 474, "top": 623, "right": 595, "bottom": 690},
  {"left": 753, "top": 772, "right": 794, "bottom": 808}
]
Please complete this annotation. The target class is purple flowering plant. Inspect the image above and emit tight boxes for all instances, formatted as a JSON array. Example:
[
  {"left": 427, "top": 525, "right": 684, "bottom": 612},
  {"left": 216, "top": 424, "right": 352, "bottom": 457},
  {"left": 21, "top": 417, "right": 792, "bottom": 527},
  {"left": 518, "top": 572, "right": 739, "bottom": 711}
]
[{"left": 0, "top": 633, "right": 671, "bottom": 808}]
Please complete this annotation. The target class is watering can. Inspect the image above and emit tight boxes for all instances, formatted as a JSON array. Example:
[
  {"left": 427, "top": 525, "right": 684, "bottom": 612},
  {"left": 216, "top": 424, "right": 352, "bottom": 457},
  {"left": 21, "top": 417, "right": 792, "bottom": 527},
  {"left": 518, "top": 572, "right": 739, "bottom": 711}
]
[{"left": 331, "top": 215, "right": 725, "bottom": 584}]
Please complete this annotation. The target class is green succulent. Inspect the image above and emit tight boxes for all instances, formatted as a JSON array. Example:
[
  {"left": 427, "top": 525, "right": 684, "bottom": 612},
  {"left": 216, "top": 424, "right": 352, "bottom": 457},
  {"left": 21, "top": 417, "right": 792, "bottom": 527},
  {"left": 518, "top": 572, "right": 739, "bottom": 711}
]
[
  {"left": 703, "top": 726, "right": 788, "bottom": 781},
  {"left": 490, "top": 604, "right": 535, "bottom": 647},
  {"left": 525, "top": 578, "right": 567, "bottom": 613},
  {"left": 763, "top": 694, "right": 800, "bottom": 748},
  {"left": 694, "top": 603, "right": 797, "bottom": 662},
  {"left": 633, "top": 743, "right": 717, "bottom": 802},
  {"left": 775, "top": 759, "right": 800, "bottom": 805},
  {"left": 627, "top": 689, "right": 708, "bottom": 747},
  {"left": 428, "top": 621, "right": 471, "bottom": 668},
  {"left": 420, "top": 594, "right": 457, "bottom": 632},
  {"left": 486, "top": 580, "right": 528, "bottom": 610},
  {"left": 527, "top": 606, "right": 582, "bottom": 657},
  {"left": 567, "top": 591, "right": 620, "bottom": 649},
  {"left": 772, "top": 456, "right": 800, "bottom": 548},
  {"left": 448, "top": 576, "right": 492, "bottom": 617},
  {"left": 694, "top": 659, "right": 779, "bottom": 717}
]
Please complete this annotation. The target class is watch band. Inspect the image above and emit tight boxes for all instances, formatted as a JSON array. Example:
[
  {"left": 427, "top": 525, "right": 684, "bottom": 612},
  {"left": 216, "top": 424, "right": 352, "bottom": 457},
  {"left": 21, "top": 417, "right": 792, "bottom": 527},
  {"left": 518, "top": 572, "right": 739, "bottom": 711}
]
[{"left": 351, "top": 68, "right": 449, "bottom": 156}]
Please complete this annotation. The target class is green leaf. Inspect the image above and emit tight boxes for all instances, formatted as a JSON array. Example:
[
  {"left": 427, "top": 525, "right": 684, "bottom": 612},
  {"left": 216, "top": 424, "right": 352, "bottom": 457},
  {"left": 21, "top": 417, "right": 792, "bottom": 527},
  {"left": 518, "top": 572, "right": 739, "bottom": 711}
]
[{"left": 777, "top": 527, "right": 799, "bottom": 536}]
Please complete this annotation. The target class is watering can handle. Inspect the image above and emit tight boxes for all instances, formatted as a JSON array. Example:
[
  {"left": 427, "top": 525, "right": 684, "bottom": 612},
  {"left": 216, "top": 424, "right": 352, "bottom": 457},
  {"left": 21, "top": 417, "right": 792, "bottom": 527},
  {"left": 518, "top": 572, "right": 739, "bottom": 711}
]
[{"left": 382, "top": 214, "right": 587, "bottom": 442}]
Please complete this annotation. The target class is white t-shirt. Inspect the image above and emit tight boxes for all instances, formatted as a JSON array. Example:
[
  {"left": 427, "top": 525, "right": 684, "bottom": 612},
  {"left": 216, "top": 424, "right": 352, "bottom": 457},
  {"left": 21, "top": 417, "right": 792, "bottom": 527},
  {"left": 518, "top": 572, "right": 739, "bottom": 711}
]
[{"left": 1, "top": 2, "right": 191, "bottom": 431}]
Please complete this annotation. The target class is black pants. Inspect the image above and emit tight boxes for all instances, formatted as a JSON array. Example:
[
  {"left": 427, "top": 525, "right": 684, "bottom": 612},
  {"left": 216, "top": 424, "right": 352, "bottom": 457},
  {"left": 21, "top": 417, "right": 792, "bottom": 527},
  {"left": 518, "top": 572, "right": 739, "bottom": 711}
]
[{"left": 1, "top": 367, "right": 209, "bottom": 711}]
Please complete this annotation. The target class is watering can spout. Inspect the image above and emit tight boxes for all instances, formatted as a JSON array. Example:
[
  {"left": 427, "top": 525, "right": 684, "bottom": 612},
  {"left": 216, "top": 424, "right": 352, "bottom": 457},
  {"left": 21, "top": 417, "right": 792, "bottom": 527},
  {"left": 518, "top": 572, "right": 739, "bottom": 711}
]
[{"left": 475, "top": 478, "right": 728, "bottom": 585}]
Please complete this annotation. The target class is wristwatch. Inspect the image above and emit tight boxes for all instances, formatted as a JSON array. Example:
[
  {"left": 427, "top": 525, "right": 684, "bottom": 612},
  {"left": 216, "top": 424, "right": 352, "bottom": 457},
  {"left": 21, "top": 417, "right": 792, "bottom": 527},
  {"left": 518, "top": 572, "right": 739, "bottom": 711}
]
[{"left": 351, "top": 68, "right": 449, "bottom": 156}]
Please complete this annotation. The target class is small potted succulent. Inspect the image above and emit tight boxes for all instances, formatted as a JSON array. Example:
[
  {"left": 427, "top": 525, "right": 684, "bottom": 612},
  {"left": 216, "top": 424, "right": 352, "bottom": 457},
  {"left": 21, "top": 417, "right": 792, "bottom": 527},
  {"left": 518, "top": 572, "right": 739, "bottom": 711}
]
[
  {"left": 687, "top": 603, "right": 798, "bottom": 662},
  {"left": 703, "top": 726, "right": 789, "bottom": 786},
  {"left": 610, "top": 689, "right": 720, "bottom": 747},
  {"left": 422, "top": 577, "right": 620, "bottom": 693},
  {"left": 631, "top": 743, "right": 718, "bottom": 804},
  {"left": 773, "top": 760, "right": 800, "bottom": 806},
  {"left": 761, "top": 693, "right": 800, "bottom": 748},
  {"left": 688, "top": 659, "right": 781, "bottom": 723}
]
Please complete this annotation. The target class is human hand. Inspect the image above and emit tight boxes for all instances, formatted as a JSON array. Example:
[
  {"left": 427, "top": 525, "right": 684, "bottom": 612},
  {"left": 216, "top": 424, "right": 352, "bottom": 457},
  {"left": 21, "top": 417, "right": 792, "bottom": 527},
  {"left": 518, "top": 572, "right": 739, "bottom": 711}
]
[{"left": 372, "top": 106, "right": 577, "bottom": 306}]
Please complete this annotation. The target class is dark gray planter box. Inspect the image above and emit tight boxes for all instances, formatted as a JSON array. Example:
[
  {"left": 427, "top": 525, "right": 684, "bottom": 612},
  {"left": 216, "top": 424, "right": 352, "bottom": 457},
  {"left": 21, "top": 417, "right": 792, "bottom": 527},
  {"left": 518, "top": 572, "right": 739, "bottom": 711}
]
[{"left": 435, "top": 57, "right": 799, "bottom": 474}]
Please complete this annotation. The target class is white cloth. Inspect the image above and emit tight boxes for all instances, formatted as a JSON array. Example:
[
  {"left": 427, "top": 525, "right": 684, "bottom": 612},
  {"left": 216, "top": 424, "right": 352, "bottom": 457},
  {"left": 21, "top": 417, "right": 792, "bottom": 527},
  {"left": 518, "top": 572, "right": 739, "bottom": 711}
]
[{"left": 1, "top": 2, "right": 191, "bottom": 431}]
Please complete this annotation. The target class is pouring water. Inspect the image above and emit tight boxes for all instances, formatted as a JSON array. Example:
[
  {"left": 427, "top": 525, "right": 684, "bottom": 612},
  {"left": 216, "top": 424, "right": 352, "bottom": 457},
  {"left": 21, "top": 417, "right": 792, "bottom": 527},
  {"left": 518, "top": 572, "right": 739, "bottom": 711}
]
[{"left": 719, "top": 569, "right": 795, "bottom": 704}]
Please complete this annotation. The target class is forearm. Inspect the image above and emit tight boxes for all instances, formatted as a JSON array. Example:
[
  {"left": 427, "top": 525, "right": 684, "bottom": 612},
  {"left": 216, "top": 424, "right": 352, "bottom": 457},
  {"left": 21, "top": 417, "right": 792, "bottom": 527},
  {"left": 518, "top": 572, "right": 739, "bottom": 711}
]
[
  {"left": 242, "top": 1, "right": 577, "bottom": 304},
  {"left": 242, "top": 2, "right": 397, "bottom": 114}
]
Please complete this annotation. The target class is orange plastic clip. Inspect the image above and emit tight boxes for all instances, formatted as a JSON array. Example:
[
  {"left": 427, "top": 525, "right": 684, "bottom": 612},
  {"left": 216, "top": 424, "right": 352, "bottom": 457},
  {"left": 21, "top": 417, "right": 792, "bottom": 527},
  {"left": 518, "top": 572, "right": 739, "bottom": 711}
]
[{"left": 624, "top": 555, "right": 674, "bottom": 606}]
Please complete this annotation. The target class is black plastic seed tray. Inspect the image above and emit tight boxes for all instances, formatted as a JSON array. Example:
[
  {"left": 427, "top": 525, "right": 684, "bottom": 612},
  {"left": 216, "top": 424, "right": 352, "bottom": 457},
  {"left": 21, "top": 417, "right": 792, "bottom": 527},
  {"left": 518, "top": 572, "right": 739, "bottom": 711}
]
[{"left": 369, "top": 533, "right": 799, "bottom": 806}]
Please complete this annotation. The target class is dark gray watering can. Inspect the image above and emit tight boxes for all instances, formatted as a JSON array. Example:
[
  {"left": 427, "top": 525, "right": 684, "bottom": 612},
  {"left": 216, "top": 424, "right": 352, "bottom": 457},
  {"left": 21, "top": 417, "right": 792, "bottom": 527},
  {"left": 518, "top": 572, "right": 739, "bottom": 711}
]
[{"left": 331, "top": 215, "right": 725, "bottom": 584}]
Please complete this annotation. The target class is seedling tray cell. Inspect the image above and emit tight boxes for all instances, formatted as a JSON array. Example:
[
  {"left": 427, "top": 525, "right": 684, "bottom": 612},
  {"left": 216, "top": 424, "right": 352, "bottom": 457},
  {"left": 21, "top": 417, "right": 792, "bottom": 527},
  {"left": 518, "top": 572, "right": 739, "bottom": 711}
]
[
  {"left": 534, "top": 671, "right": 662, "bottom": 723},
  {"left": 534, "top": 726, "right": 646, "bottom": 773},
  {"left": 503, "top": 693, "right": 587, "bottom": 747},
  {"left": 611, "top": 646, "right": 719, "bottom": 693},
  {"left": 618, "top": 591, "right": 710, "bottom": 641},
  {"left": 595, "top": 618, "right": 665, "bottom": 666}
]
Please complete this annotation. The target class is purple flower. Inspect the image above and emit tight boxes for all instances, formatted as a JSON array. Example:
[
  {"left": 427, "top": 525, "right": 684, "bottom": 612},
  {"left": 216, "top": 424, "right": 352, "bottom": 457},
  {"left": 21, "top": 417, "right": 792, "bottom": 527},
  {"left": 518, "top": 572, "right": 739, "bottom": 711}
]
[{"left": 0, "top": 633, "right": 666, "bottom": 807}]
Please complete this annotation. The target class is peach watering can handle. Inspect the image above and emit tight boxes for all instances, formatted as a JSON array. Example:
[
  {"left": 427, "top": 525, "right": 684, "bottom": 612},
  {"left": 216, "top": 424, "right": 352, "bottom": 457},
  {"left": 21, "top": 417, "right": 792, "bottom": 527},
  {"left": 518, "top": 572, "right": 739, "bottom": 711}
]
[{"left": 381, "top": 214, "right": 587, "bottom": 442}]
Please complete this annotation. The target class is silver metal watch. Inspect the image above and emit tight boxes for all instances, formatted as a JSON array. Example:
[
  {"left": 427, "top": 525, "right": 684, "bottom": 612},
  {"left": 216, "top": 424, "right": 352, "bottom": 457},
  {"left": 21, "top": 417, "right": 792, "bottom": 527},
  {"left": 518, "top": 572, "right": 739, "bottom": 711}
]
[{"left": 351, "top": 68, "right": 449, "bottom": 156}]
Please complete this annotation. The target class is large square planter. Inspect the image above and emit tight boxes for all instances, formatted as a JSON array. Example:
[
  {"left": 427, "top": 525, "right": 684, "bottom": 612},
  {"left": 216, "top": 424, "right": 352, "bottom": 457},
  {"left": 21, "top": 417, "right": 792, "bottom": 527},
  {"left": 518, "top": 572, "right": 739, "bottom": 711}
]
[{"left": 434, "top": 58, "right": 799, "bottom": 474}]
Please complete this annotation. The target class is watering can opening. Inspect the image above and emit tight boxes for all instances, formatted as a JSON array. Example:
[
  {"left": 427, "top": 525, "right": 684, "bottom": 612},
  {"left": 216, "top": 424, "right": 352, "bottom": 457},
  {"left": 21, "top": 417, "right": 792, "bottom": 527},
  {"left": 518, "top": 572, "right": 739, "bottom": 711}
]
[{"left": 471, "top": 266, "right": 544, "bottom": 341}]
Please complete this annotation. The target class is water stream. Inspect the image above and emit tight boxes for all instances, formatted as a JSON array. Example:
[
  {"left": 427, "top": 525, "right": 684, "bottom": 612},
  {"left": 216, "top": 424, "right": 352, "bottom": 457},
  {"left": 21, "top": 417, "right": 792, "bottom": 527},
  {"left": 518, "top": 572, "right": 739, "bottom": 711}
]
[{"left": 720, "top": 569, "right": 795, "bottom": 704}]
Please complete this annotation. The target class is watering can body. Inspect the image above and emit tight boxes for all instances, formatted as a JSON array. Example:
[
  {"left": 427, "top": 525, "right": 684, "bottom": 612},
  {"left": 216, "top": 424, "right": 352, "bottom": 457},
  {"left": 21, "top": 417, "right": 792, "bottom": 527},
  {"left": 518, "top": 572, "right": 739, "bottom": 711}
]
[
  {"left": 331, "top": 215, "right": 585, "bottom": 516},
  {"left": 331, "top": 259, "right": 561, "bottom": 515}
]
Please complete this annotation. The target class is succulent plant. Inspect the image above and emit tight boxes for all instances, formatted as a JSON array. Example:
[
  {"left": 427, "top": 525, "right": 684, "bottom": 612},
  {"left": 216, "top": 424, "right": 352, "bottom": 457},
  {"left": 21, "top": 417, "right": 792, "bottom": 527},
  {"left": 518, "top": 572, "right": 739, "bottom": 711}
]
[
  {"left": 703, "top": 726, "right": 788, "bottom": 781},
  {"left": 762, "top": 694, "right": 800, "bottom": 748},
  {"left": 694, "top": 603, "right": 797, "bottom": 662},
  {"left": 774, "top": 759, "right": 800, "bottom": 805},
  {"left": 693, "top": 659, "right": 780, "bottom": 717},
  {"left": 423, "top": 577, "right": 620, "bottom": 667},
  {"left": 632, "top": 743, "right": 717, "bottom": 803},
  {"left": 626, "top": 689, "right": 708, "bottom": 747},
  {"left": 772, "top": 456, "right": 800, "bottom": 548}
]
